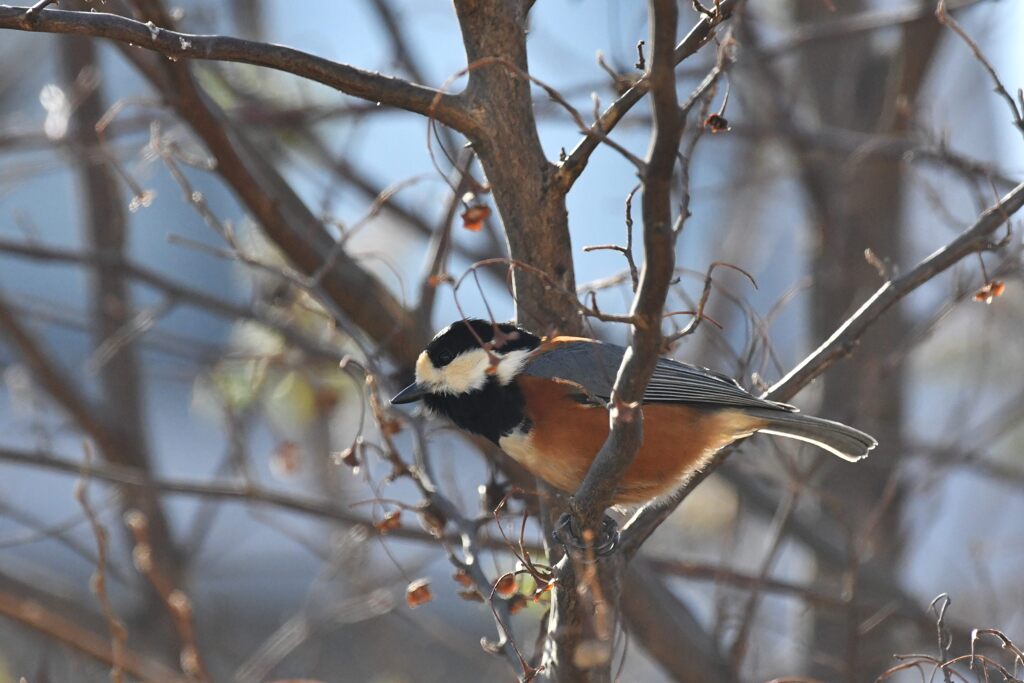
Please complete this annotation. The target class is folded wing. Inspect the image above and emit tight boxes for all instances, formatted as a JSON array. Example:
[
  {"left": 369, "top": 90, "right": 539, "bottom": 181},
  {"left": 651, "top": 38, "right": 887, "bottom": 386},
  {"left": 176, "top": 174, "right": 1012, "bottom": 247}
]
[{"left": 523, "top": 339, "right": 795, "bottom": 413}]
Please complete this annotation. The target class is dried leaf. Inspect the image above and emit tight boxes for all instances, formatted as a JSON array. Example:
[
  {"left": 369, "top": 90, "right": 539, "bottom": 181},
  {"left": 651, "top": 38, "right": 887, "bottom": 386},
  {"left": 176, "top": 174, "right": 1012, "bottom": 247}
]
[
  {"left": 270, "top": 441, "right": 301, "bottom": 478},
  {"left": 533, "top": 578, "right": 557, "bottom": 602},
  {"left": 406, "top": 578, "right": 433, "bottom": 608},
  {"left": 974, "top": 280, "right": 1006, "bottom": 304},
  {"left": 314, "top": 387, "right": 339, "bottom": 412},
  {"left": 461, "top": 205, "right": 491, "bottom": 231},
  {"left": 494, "top": 572, "right": 518, "bottom": 598},
  {"left": 453, "top": 569, "right": 474, "bottom": 587},
  {"left": 379, "top": 417, "right": 402, "bottom": 436},
  {"left": 704, "top": 113, "right": 730, "bottom": 133},
  {"left": 374, "top": 510, "right": 402, "bottom": 535},
  {"left": 508, "top": 594, "right": 528, "bottom": 614}
]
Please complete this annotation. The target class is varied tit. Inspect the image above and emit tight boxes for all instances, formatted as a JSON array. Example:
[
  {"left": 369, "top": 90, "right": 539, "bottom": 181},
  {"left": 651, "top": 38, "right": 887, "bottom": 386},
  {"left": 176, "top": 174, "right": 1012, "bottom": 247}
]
[{"left": 391, "top": 319, "right": 876, "bottom": 506}]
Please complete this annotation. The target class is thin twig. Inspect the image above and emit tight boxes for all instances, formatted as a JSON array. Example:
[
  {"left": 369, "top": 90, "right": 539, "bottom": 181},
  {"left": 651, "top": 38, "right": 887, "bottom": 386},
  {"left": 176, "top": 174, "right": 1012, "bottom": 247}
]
[
  {"left": 0, "top": 5, "right": 475, "bottom": 133},
  {"left": 620, "top": 179, "right": 1024, "bottom": 557},
  {"left": 124, "top": 510, "right": 211, "bottom": 682},
  {"left": 0, "top": 583, "right": 188, "bottom": 682},
  {"left": 555, "top": 0, "right": 743, "bottom": 192},
  {"left": 936, "top": 0, "right": 1024, "bottom": 142},
  {"left": 75, "top": 447, "right": 128, "bottom": 683}
]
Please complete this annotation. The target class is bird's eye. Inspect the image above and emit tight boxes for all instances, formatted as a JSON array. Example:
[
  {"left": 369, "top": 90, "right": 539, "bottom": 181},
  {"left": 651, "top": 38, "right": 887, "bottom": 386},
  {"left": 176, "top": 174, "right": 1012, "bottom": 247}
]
[{"left": 436, "top": 350, "right": 455, "bottom": 366}]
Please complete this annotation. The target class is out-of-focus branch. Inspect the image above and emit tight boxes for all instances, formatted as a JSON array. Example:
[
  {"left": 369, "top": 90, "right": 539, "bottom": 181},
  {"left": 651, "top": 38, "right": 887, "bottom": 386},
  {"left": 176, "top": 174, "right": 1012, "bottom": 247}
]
[
  {"left": 0, "top": 583, "right": 189, "bottom": 683},
  {"left": 765, "top": 179, "right": 1023, "bottom": 401},
  {"left": 0, "top": 237, "right": 344, "bottom": 362},
  {"left": 620, "top": 178, "right": 1024, "bottom": 555},
  {"left": 113, "top": 0, "right": 431, "bottom": 368},
  {"left": 722, "top": 121, "right": 1018, "bottom": 189},
  {"left": 0, "top": 5, "right": 475, "bottom": 133},
  {"left": 0, "top": 444, "right": 540, "bottom": 553},
  {"left": 124, "top": 511, "right": 211, "bottom": 682},
  {"left": 60, "top": 27, "right": 183, "bottom": 591},
  {"left": 554, "top": 0, "right": 742, "bottom": 192},
  {"left": 622, "top": 560, "right": 735, "bottom": 683},
  {"left": 646, "top": 556, "right": 974, "bottom": 644},
  {"left": 760, "top": 0, "right": 985, "bottom": 60},
  {"left": 0, "top": 446, "right": 372, "bottom": 529},
  {"left": 0, "top": 290, "right": 134, "bottom": 466}
]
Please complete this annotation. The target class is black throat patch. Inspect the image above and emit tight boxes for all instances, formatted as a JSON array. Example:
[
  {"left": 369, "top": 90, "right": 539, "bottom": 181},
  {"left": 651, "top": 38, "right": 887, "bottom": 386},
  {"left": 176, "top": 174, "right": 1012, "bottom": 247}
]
[
  {"left": 423, "top": 376, "right": 527, "bottom": 444},
  {"left": 420, "top": 319, "right": 542, "bottom": 443}
]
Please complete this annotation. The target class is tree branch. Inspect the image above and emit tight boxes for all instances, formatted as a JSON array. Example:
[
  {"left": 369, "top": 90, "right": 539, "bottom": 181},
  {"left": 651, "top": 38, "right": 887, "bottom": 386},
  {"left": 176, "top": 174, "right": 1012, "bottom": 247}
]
[
  {"left": 554, "top": 0, "right": 742, "bottom": 192},
  {"left": 0, "top": 577, "right": 189, "bottom": 683},
  {"left": 620, "top": 177, "right": 1024, "bottom": 556},
  {"left": 0, "top": 4, "right": 475, "bottom": 133},
  {"left": 60, "top": 27, "right": 183, "bottom": 592},
  {"left": 622, "top": 560, "right": 735, "bottom": 682},
  {"left": 0, "top": 237, "right": 344, "bottom": 362},
  {"left": 765, "top": 179, "right": 1023, "bottom": 401},
  {"left": 572, "top": 0, "right": 683, "bottom": 530},
  {"left": 541, "top": 3, "right": 685, "bottom": 681},
  {"left": 118, "top": 0, "right": 431, "bottom": 368}
]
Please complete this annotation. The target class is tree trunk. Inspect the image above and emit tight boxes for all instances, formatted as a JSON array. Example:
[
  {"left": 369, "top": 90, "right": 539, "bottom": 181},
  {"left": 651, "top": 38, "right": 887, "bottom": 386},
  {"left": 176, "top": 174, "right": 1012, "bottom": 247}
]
[{"left": 790, "top": 2, "right": 941, "bottom": 678}]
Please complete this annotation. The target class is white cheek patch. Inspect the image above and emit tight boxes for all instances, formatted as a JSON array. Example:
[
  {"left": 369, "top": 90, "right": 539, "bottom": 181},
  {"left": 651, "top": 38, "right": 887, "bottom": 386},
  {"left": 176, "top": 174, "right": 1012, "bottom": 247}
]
[
  {"left": 443, "top": 350, "right": 492, "bottom": 392},
  {"left": 415, "top": 351, "right": 442, "bottom": 386},
  {"left": 495, "top": 348, "right": 532, "bottom": 386},
  {"left": 416, "top": 348, "right": 491, "bottom": 394},
  {"left": 415, "top": 346, "right": 534, "bottom": 394}
]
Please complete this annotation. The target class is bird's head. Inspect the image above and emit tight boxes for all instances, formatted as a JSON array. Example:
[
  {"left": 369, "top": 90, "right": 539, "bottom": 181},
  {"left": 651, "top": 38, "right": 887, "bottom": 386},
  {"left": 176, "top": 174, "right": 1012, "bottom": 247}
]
[{"left": 391, "top": 319, "right": 541, "bottom": 405}]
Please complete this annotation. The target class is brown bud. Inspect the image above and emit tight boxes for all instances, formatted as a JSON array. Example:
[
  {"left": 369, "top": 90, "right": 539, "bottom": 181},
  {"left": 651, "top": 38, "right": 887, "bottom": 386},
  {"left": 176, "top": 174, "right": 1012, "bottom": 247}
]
[
  {"left": 406, "top": 578, "right": 433, "bottom": 608},
  {"left": 374, "top": 510, "right": 402, "bottom": 535},
  {"left": 461, "top": 205, "right": 491, "bottom": 231},
  {"left": 704, "top": 113, "right": 730, "bottom": 133}
]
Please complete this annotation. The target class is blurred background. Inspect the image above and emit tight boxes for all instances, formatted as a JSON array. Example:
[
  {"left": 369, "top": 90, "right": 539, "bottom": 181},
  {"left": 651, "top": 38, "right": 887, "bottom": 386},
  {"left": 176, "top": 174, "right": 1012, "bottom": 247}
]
[{"left": 0, "top": 0, "right": 1022, "bottom": 681}]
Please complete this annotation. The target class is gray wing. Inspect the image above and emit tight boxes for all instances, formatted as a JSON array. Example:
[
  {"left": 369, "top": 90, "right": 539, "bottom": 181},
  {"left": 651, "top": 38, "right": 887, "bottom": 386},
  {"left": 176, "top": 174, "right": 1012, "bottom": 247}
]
[{"left": 523, "top": 340, "right": 794, "bottom": 413}]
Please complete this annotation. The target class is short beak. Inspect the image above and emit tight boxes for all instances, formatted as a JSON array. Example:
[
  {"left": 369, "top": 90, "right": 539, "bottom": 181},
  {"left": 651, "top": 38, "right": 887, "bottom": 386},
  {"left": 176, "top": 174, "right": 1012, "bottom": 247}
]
[{"left": 391, "top": 382, "right": 427, "bottom": 405}]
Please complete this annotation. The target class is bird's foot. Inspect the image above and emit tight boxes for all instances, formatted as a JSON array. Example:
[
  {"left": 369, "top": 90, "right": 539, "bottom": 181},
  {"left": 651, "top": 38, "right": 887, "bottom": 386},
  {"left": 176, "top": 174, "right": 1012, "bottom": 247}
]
[{"left": 553, "top": 513, "right": 619, "bottom": 558}]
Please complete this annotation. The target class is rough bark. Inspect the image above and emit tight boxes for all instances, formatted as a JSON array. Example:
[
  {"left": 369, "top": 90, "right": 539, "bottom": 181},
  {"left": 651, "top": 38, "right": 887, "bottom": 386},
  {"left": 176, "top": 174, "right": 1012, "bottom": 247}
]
[{"left": 452, "top": 0, "right": 581, "bottom": 336}]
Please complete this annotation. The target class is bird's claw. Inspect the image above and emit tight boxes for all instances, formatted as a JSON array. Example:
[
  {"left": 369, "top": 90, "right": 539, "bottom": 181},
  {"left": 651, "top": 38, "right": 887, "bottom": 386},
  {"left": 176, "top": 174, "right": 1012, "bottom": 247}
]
[{"left": 553, "top": 513, "right": 619, "bottom": 558}]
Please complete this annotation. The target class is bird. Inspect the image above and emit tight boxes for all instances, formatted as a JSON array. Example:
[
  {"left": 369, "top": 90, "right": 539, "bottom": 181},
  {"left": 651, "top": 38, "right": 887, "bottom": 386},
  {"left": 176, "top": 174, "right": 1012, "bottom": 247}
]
[{"left": 391, "top": 318, "right": 876, "bottom": 507}]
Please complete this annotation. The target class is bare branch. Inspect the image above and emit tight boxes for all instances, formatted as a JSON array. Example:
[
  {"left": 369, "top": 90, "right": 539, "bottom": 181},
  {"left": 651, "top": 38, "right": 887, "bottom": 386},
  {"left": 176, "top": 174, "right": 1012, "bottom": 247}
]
[
  {"left": 111, "top": 0, "right": 431, "bottom": 367},
  {"left": 936, "top": 0, "right": 1024, "bottom": 142},
  {"left": 619, "top": 178, "right": 1024, "bottom": 556},
  {"left": 75, "top": 466, "right": 128, "bottom": 683},
  {"left": 0, "top": 581, "right": 189, "bottom": 682},
  {"left": 554, "top": 0, "right": 742, "bottom": 192},
  {"left": 571, "top": 0, "right": 684, "bottom": 529},
  {"left": 0, "top": 237, "right": 343, "bottom": 362},
  {"left": 766, "top": 179, "right": 1023, "bottom": 401},
  {"left": 0, "top": 5, "right": 475, "bottom": 133}
]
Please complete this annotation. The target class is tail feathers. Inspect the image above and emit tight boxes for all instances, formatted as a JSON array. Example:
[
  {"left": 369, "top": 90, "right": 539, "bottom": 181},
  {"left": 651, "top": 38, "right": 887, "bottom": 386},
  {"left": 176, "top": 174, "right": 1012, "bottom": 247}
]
[{"left": 743, "top": 409, "right": 877, "bottom": 462}]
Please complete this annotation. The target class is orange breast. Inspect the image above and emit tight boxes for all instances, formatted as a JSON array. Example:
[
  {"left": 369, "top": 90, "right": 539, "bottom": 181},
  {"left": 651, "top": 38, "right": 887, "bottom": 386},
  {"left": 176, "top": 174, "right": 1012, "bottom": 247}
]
[{"left": 504, "top": 375, "right": 764, "bottom": 505}]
